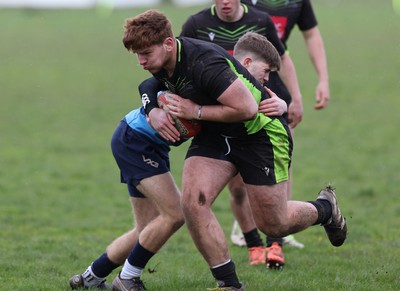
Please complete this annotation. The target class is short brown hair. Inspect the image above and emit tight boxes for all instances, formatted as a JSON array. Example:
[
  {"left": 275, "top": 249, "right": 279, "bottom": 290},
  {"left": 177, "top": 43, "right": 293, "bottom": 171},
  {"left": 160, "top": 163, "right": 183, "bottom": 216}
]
[
  {"left": 122, "top": 9, "right": 174, "bottom": 52},
  {"left": 233, "top": 31, "right": 281, "bottom": 71}
]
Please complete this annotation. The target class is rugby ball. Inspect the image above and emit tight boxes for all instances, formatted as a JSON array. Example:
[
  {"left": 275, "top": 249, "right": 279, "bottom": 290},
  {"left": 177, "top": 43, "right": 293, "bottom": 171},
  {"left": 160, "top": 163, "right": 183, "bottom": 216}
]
[{"left": 157, "top": 91, "right": 202, "bottom": 138}]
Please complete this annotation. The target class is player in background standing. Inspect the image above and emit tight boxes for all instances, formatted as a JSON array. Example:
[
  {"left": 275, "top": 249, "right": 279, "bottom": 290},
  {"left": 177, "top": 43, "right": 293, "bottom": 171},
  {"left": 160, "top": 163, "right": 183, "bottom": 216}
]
[
  {"left": 180, "top": 0, "right": 304, "bottom": 269},
  {"left": 240, "top": 0, "right": 331, "bottom": 249}
]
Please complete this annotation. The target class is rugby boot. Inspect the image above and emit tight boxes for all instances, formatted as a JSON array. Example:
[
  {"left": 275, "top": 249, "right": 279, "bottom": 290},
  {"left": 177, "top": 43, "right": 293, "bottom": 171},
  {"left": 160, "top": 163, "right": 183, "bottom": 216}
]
[
  {"left": 248, "top": 246, "right": 266, "bottom": 265},
  {"left": 317, "top": 185, "right": 347, "bottom": 247},
  {"left": 266, "top": 242, "right": 284, "bottom": 270}
]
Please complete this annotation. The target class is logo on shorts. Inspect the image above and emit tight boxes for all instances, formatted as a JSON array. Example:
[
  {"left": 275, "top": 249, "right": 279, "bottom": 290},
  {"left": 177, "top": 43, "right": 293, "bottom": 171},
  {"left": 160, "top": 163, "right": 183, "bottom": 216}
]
[
  {"left": 263, "top": 166, "right": 270, "bottom": 176},
  {"left": 142, "top": 155, "right": 159, "bottom": 168}
]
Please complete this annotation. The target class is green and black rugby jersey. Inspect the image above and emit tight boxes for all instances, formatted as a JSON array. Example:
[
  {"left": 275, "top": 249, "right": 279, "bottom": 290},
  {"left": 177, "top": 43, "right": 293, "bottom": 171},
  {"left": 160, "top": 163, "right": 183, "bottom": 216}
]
[
  {"left": 180, "top": 4, "right": 285, "bottom": 56},
  {"left": 241, "top": 0, "right": 317, "bottom": 48},
  {"left": 150, "top": 37, "right": 275, "bottom": 138}
]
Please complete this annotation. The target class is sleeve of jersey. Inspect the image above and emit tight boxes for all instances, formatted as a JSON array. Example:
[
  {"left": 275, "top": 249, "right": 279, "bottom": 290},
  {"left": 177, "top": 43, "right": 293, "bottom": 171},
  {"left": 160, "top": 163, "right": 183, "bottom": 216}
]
[
  {"left": 298, "top": 0, "right": 318, "bottom": 31},
  {"left": 264, "top": 16, "right": 287, "bottom": 54},
  {"left": 138, "top": 77, "right": 166, "bottom": 115},
  {"left": 195, "top": 53, "right": 239, "bottom": 100}
]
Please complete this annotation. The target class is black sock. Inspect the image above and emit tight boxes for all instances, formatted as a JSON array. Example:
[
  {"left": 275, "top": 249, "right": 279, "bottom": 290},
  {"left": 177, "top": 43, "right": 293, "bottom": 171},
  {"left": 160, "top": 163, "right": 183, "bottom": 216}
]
[
  {"left": 309, "top": 200, "right": 332, "bottom": 225},
  {"left": 127, "top": 242, "right": 155, "bottom": 269},
  {"left": 91, "top": 253, "right": 120, "bottom": 278},
  {"left": 243, "top": 228, "right": 264, "bottom": 248},
  {"left": 211, "top": 260, "right": 242, "bottom": 289},
  {"left": 266, "top": 237, "right": 283, "bottom": 247}
]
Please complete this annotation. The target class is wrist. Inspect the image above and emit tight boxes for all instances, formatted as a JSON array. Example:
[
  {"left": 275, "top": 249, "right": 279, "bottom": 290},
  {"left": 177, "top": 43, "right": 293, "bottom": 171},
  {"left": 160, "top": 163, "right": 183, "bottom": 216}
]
[{"left": 197, "top": 105, "right": 202, "bottom": 120}]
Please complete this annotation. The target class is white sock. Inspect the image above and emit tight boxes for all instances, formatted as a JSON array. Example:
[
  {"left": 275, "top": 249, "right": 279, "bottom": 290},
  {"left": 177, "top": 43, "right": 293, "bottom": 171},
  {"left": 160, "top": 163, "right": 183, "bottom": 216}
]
[
  {"left": 211, "top": 259, "right": 232, "bottom": 269},
  {"left": 120, "top": 259, "right": 143, "bottom": 280},
  {"left": 82, "top": 265, "right": 105, "bottom": 287}
]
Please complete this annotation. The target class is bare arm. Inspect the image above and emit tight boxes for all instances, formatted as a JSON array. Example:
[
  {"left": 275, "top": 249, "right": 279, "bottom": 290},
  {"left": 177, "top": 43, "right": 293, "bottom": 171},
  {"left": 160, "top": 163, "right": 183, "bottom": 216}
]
[
  {"left": 302, "top": 26, "right": 330, "bottom": 110},
  {"left": 167, "top": 78, "right": 258, "bottom": 122},
  {"left": 277, "top": 53, "right": 303, "bottom": 128}
]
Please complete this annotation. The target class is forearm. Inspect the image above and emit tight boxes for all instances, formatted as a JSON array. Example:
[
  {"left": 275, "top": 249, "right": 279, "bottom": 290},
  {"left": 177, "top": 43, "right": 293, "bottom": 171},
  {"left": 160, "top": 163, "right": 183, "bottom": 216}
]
[
  {"left": 138, "top": 77, "right": 166, "bottom": 115},
  {"left": 195, "top": 103, "right": 256, "bottom": 122},
  {"left": 202, "top": 79, "right": 258, "bottom": 122},
  {"left": 304, "top": 28, "right": 329, "bottom": 83},
  {"left": 167, "top": 79, "right": 258, "bottom": 122}
]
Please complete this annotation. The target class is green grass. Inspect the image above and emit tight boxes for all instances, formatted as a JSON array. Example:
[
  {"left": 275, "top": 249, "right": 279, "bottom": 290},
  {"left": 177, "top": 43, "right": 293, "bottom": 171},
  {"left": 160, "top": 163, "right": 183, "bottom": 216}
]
[{"left": 1, "top": 1, "right": 400, "bottom": 290}]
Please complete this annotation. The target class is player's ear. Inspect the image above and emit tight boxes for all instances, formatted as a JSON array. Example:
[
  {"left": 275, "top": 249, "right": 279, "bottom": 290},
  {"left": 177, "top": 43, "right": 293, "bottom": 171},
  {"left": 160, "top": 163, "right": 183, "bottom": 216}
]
[
  {"left": 242, "top": 57, "right": 253, "bottom": 68},
  {"left": 163, "top": 37, "right": 174, "bottom": 51}
]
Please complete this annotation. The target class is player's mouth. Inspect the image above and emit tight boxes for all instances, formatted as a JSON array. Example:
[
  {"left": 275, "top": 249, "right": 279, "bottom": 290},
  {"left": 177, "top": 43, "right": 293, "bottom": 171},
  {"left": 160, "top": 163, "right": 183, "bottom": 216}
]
[{"left": 221, "top": 6, "right": 232, "bottom": 14}]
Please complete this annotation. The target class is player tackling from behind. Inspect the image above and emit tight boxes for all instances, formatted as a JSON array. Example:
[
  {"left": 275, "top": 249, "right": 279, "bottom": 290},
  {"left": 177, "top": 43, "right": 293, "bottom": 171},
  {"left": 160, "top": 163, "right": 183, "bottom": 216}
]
[{"left": 115, "top": 9, "right": 347, "bottom": 291}]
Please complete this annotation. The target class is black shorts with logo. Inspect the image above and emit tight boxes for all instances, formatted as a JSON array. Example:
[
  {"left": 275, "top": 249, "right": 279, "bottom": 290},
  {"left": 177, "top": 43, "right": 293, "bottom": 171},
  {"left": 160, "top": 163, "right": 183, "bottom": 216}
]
[{"left": 186, "top": 118, "right": 292, "bottom": 185}]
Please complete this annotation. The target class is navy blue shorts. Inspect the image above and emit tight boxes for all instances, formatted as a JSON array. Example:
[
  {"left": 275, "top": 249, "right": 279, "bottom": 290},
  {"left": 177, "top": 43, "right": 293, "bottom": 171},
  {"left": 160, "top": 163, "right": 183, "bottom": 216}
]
[{"left": 111, "top": 120, "right": 171, "bottom": 198}]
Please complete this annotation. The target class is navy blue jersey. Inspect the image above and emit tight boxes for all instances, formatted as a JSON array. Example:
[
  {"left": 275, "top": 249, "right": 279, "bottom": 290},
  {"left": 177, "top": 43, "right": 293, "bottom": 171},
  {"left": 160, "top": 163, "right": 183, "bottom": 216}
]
[
  {"left": 142, "top": 37, "right": 275, "bottom": 137},
  {"left": 241, "top": 0, "right": 317, "bottom": 48},
  {"left": 180, "top": 3, "right": 285, "bottom": 56}
]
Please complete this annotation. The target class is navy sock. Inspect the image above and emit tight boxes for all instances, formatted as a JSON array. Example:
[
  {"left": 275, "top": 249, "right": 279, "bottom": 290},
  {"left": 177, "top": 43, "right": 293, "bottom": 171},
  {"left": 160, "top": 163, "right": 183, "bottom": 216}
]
[
  {"left": 243, "top": 228, "right": 264, "bottom": 248},
  {"left": 211, "top": 260, "right": 242, "bottom": 289},
  {"left": 127, "top": 242, "right": 155, "bottom": 269},
  {"left": 91, "top": 253, "right": 120, "bottom": 278},
  {"left": 309, "top": 200, "right": 332, "bottom": 225},
  {"left": 266, "top": 237, "right": 283, "bottom": 247}
]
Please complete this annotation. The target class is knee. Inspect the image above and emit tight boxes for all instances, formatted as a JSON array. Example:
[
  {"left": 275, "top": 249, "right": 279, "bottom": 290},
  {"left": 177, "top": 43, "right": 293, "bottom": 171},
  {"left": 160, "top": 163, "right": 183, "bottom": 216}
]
[
  {"left": 181, "top": 188, "right": 215, "bottom": 209},
  {"left": 229, "top": 187, "right": 247, "bottom": 203},
  {"left": 228, "top": 180, "right": 247, "bottom": 202},
  {"left": 170, "top": 213, "right": 185, "bottom": 232}
]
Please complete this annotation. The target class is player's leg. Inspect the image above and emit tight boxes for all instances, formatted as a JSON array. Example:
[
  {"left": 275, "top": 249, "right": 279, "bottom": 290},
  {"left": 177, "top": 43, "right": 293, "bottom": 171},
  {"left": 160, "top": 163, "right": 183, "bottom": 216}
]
[
  {"left": 70, "top": 198, "right": 159, "bottom": 289},
  {"left": 106, "top": 197, "right": 159, "bottom": 264},
  {"left": 248, "top": 182, "right": 347, "bottom": 243},
  {"left": 70, "top": 119, "right": 161, "bottom": 290},
  {"left": 134, "top": 172, "right": 184, "bottom": 252},
  {"left": 181, "top": 156, "right": 243, "bottom": 289},
  {"left": 113, "top": 172, "right": 184, "bottom": 291},
  {"left": 228, "top": 174, "right": 265, "bottom": 265},
  {"left": 246, "top": 182, "right": 318, "bottom": 270},
  {"left": 265, "top": 73, "right": 304, "bottom": 249},
  {"left": 281, "top": 127, "right": 304, "bottom": 248}
]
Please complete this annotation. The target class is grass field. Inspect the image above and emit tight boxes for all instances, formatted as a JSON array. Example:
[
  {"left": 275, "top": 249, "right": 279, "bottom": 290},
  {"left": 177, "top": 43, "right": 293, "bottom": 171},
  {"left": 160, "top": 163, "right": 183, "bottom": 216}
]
[{"left": 1, "top": 0, "right": 400, "bottom": 290}]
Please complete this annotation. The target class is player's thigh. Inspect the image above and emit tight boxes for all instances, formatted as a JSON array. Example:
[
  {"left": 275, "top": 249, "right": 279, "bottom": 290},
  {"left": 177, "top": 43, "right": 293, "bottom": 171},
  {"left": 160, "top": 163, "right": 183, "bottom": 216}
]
[
  {"left": 182, "top": 156, "right": 236, "bottom": 205},
  {"left": 136, "top": 171, "right": 181, "bottom": 217},
  {"left": 246, "top": 182, "right": 289, "bottom": 226}
]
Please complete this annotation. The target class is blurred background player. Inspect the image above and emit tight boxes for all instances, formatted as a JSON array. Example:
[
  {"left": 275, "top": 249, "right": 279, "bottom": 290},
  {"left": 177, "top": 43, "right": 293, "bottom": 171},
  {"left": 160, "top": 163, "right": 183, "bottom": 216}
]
[
  {"left": 240, "top": 0, "right": 331, "bottom": 249},
  {"left": 180, "top": 0, "right": 303, "bottom": 269}
]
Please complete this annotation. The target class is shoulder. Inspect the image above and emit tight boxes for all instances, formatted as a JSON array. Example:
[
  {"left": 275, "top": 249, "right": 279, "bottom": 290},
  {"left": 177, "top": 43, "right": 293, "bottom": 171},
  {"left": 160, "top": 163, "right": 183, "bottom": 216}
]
[
  {"left": 180, "top": 37, "right": 228, "bottom": 57},
  {"left": 245, "top": 4, "right": 270, "bottom": 17},
  {"left": 244, "top": 5, "right": 274, "bottom": 24},
  {"left": 185, "top": 6, "right": 213, "bottom": 21}
]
